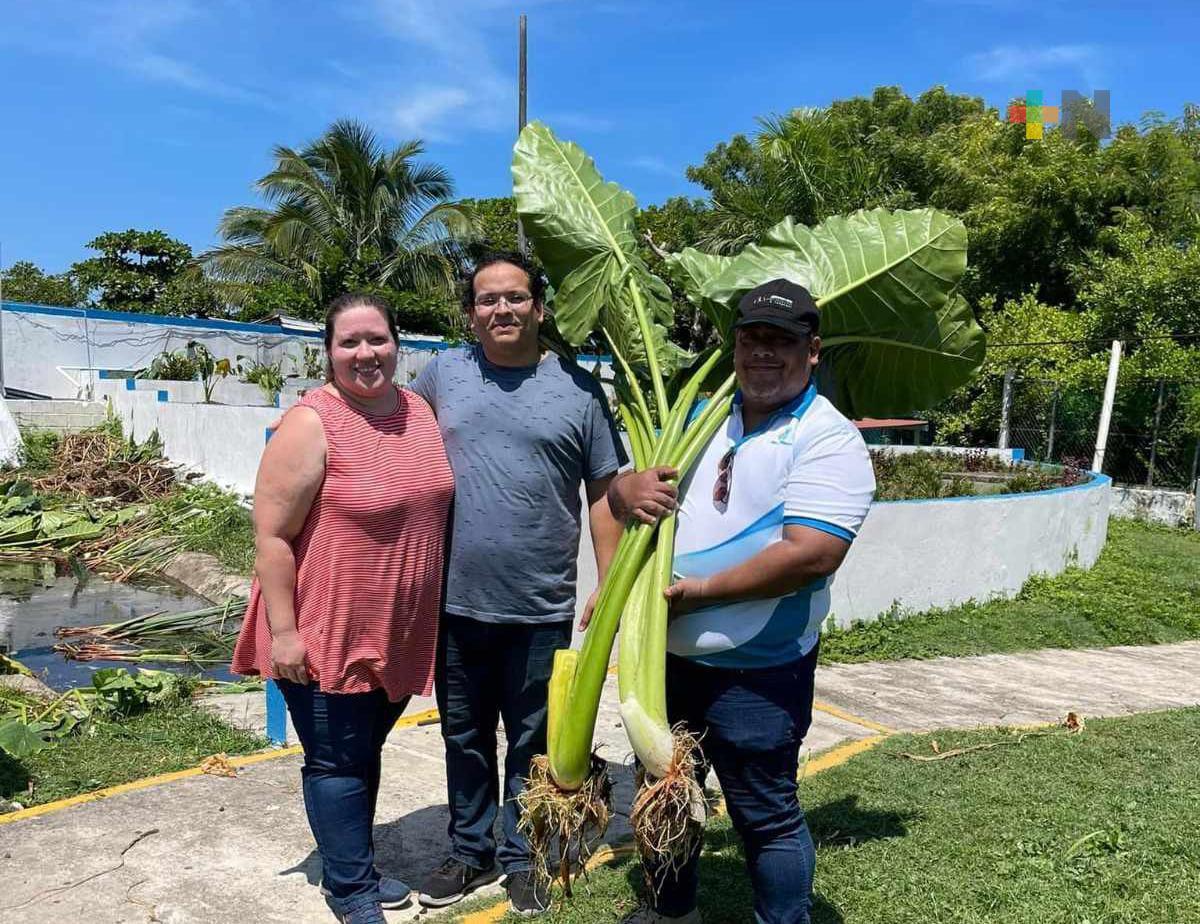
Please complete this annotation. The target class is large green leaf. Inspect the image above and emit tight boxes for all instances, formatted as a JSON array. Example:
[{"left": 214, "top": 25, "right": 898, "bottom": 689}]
[
  {"left": 512, "top": 122, "right": 638, "bottom": 287},
  {"left": 0, "top": 718, "right": 52, "bottom": 757},
  {"left": 699, "top": 208, "right": 982, "bottom": 417},
  {"left": 513, "top": 123, "right": 690, "bottom": 381},
  {"left": 663, "top": 248, "right": 736, "bottom": 333}
]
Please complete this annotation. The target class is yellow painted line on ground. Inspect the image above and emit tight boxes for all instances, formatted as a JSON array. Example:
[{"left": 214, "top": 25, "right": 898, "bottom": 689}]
[
  {"left": 394, "top": 707, "right": 440, "bottom": 730},
  {"left": 0, "top": 706, "right": 441, "bottom": 827},
  {"left": 458, "top": 733, "right": 889, "bottom": 922},
  {"left": 812, "top": 700, "right": 895, "bottom": 735},
  {"left": 0, "top": 745, "right": 303, "bottom": 826}
]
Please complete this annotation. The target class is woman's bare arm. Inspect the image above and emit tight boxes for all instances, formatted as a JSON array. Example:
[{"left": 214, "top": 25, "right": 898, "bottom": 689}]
[{"left": 252, "top": 405, "right": 326, "bottom": 683}]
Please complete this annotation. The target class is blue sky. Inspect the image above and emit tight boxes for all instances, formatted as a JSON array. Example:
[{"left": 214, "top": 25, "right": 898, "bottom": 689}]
[{"left": 2, "top": 0, "right": 1197, "bottom": 273}]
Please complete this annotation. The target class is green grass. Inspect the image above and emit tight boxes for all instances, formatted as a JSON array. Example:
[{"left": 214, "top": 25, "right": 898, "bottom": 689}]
[
  {"left": 819, "top": 518, "right": 1200, "bottom": 665},
  {"left": 0, "top": 694, "right": 267, "bottom": 808},
  {"left": 459, "top": 709, "right": 1200, "bottom": 922},
  {"left": 162, "top": 483, "right": 256, "bottom": 575}
]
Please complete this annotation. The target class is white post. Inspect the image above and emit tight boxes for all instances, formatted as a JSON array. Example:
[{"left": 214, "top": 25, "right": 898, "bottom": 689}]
[
  {"left": 998, "top": 368, "right": 1014, "bottom": 450},
  {"left": 1092, "top": 340, "right": 1123, "bottom": 473}
]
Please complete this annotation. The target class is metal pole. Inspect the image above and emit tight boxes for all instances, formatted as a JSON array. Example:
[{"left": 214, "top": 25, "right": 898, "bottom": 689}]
[
  {"left": 516, "top": 13, "right": 529, "bottom": 257},
  {"left": 1146, "top": 379, "right": 1166, "bottom": 487},
  {"left": 1046, "top": 387, "right": 1059, "bottom": 461},
  {"left": 1191, "top": 436, "right": 1200, "bottom": 488},
  {"left": 998, "top": 368, "right": 1014, "bottom": 450},
  {"left": 1092, "top": 340, "right": 1123, "bottom": 473}
]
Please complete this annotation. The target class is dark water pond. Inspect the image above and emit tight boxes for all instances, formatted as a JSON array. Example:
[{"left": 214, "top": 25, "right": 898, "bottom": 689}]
[{"left": 0, "top": 560, "right": 236, "bottom": 690}]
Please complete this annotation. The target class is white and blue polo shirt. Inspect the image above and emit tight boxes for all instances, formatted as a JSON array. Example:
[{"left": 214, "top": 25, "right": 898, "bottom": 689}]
[{"left": 668, "top": 382, "right": 875, "bottom": 669}]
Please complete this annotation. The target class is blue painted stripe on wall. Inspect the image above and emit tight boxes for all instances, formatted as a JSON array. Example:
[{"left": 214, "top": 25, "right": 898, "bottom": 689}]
[
  {"left": 874, "top": 471, "right": 1111, "bottom": 506},
  {"left": 156, "top": 390, "right": 168, "bottom": 402},
  {"left": 125, "top": 378, "right": 135, "bottom": 391}
]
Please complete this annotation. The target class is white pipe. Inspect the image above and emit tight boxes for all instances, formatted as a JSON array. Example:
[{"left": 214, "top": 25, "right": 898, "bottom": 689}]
[{"left": 1092, "top": 340, "right": 1122, "bottom": 473}]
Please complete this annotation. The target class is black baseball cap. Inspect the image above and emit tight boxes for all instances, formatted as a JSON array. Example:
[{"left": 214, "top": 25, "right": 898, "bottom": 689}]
[{"left": 733, "top": 279, "right": 820, "bottom": 337}]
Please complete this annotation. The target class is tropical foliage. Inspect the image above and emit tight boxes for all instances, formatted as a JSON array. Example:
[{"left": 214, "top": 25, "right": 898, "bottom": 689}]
[{"left": 200, "top": 119, "right": 476, "bottom": 326}]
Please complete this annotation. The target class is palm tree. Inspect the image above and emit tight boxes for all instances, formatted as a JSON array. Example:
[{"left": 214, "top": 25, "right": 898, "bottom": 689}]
[
  {"left": 201, "top": 119, "right": 476, "bottom": 312},
  {"left": 698, "top": 107, "right": 889, "bottom": 253}
]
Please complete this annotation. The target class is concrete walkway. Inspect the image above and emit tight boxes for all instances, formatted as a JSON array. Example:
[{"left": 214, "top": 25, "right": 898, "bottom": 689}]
[{"left": 2, "top": 641, "right": 1199, "bottom": 923}]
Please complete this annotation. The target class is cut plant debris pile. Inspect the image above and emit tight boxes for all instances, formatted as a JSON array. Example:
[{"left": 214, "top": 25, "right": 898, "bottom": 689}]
[
  {"left": 1, "top": 419, "right": 245, "bottom": 581},
  {"left": 54, "top": 598, "right": 248, "bottom": 666}
]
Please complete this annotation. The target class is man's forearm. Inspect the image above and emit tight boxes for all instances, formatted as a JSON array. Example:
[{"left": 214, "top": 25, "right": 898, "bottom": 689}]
[
  {"left": 589, "top": 495, "right": 624, "bottom": 581},
  {"left": 701, "top": 536, "right": 844, "bottom": 604}
]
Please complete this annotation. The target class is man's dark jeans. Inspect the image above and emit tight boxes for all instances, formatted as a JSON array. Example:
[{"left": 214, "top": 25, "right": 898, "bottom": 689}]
[
  {"left": 279, "top": 679, "right": 408, "bottom": 915},
  {"left": 435, "top": 612, "right": 573, "bottom": 874},
  {"left": 650, "top": 646, "right": 820, "bottom": 924}
]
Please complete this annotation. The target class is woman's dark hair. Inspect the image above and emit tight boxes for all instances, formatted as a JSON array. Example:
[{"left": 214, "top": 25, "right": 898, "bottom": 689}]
[
  {"left": 461, "top": 251, "right": 547, "bottom": 312},
  {"left": 323, "top": 292, "right": 400, "bottom": 351}
]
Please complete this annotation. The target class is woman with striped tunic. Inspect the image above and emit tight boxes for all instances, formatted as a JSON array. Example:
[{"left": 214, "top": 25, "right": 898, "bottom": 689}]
[{"left": 232, "top": 293, "right": 454, "bottom": 924}]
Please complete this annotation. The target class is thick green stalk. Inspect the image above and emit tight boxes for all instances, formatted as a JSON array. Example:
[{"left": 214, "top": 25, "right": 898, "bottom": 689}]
[
  {"left": 624, "top": 276, "right": 669, "bottom": 421},
  {"left": 618, "top": 404, "right": 650, "bottom": 470},
  {"left": 650, "top": 349, "right": 725, "bottom": 467},
  {"left": 604, "top": 328, "right": 655, "bottom": 435},
  {"left": 617, "top": 513, "right": 676, "bottom": 777},
  {"left": 546, "top": 374, "right": 738, "bottom": 790}
]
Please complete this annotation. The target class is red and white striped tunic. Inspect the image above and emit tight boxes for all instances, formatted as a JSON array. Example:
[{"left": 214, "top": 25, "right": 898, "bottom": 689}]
[{"left": 232, "top": 386, "right": 453, "bottom": 701}]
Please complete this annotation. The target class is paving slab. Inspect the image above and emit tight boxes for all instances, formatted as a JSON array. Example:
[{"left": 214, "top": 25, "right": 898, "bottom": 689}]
[{"left": 815, "top": 640, "right": 1200, "bottom": 732}]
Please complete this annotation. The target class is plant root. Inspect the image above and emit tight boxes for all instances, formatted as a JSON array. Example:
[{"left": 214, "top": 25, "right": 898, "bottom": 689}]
[
  {"left": 630, "top": 727, "right": 706, "bottom": 897},
  {"left": 517, "top": 753, "right": 612, "bottom": 898}
]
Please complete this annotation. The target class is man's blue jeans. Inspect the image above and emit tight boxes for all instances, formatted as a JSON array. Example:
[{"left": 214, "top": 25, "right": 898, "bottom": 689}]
[
  {"left": 651, "top": 646, "right": 820, "bottom": 924},
  {"left": 279, "top": 679, "right": 408, "bottom": 915},
  {"left": 435, "top": 612, "right": 573, "bottom": 874}
]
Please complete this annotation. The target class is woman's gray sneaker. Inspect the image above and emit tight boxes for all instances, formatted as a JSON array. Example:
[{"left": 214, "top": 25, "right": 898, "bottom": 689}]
[
  {"left": 321, "top": 875, "right": 412, "bottom": 909},
  {"left": 417, "top": 856, "right": 500, "bottom": 907}
]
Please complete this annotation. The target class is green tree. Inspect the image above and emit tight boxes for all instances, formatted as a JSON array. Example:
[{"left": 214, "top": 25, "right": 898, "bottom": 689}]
[
  {"left": 202, "top": 119, "right": 476, "bottom": 332},
  {"left": 460, "top": 196, "right": 519, "bottom": 255},
  {"left": 71, "top": 230, "right": 200, "bottom": 314},
  {"left": 0, "top": 261, "right": 88, "bottom": 307}
]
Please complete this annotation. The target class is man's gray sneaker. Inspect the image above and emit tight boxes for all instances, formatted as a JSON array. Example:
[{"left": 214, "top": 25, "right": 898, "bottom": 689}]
[
  {"left": 505, "top": 870, "right": 550, "bottom": 916},
  {"left": 417, "top": 856, "right": 500, "bottom": 907},
  {"left": 321, "top": 875, "right": 412, "bottom": 910}
]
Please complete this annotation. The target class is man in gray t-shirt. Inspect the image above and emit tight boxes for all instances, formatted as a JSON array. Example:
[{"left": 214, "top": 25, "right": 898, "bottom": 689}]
[
  {"left": 410, "top": 346, "right": 623, "bottom": 623},
  {"left": 409, "top": 252, "right": 632, "bottom": 915}
]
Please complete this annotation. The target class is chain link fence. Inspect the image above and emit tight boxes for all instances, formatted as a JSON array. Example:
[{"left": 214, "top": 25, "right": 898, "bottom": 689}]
[{"left": 1006, "top": 374, "right": 1200, "bottom": 489}]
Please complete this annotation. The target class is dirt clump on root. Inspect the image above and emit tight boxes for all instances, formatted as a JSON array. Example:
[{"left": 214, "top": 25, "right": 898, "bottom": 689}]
[
  {"left": 631, "top": 728, "right": 707, "bottom": 897},
  {"left": 517, "top": 753, "right": 613, "bottom": 898}
]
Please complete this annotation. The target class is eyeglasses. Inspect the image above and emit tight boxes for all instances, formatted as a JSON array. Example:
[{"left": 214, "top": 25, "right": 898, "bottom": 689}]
[
  {"left": 713, "top": 448, "right": 735, "bottom": 506},
  {"left": 473, "top": 291, "right": 533, "bottom": 308}
]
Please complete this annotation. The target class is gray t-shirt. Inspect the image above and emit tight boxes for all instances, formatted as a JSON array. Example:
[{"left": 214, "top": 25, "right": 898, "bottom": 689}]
[{"left": 409, "top": 346, "right": 626, "bottom": 624}]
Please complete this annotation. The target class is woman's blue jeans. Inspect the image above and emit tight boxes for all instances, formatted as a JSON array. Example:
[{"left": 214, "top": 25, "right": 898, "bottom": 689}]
[
  {"left": 650, "top": 646, "right": 820, "bottom": 924},
  {"left": 278, "top": 679, "right": 408, "bottom": 915}
]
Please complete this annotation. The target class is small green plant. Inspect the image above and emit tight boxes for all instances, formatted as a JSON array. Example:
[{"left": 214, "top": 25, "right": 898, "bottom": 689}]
[
  {"left": 186, "top": 341, "right": 232, "bottom": 402},
  {"left": 141, "top": 349, "right": 199, "bottom": 381},
  {"left": 297, "top": 345, "right": 325, "bottom": 380},
  {"left": 236, "top": 356, "right": 285, "bottom": 402}
]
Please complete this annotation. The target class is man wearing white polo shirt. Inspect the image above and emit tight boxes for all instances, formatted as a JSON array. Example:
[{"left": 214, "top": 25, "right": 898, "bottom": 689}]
[{"left": 618, "top": 279, "right": 876, "bottom": 924}]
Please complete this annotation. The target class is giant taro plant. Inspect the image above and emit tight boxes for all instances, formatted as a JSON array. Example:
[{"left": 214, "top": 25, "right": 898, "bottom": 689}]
[{"left": 511, "top": 122, "right": 984, "bottom": 888}]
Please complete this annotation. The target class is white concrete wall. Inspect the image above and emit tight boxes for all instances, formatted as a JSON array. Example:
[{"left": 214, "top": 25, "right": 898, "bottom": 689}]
[
  {"left": 7, "top": 399, "right": 108, "bottom": 433},
  {"left": 826, "top": 474, "right": 1112, "bottom": 627},
  {"left": 102, "top": 392, "right": 1111, "bottom": 632},
  {"left": 107, "top": 390, "right": 279, "bottom": 496},
  {"left": 1110, "top": 485, "right": 1196, "bottom": 529},
  {"left": 1, "top": 301, "right": 445, "bottom": 400}
]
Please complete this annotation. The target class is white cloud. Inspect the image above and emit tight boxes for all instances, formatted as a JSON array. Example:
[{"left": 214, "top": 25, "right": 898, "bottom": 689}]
[
  {"left": 627, "top": 155, "right": 678, "bottom": 177},
  {"left": 967, "top": 44, "right": 1105, "bottom": 87},
  {"left": 367, "top": 0, "right": 525, "bottom": 139},
  {"left": 0, "top": 0, "right": 268, "bottom": 105}
]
